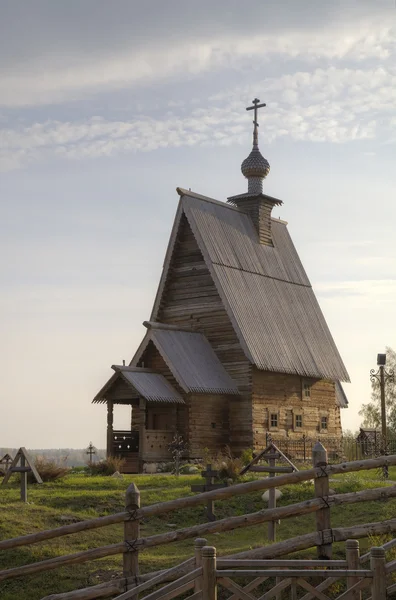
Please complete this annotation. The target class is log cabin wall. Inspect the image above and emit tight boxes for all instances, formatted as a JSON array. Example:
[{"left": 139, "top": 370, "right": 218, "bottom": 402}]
[
  {"left": 105, "top": 378, "right": 136, "bottom": 403},
  {"left": 252, "top": 368, "right": 342, "bottom": 450},
  {"left": 156, "top": 214, "right": 253, "bottom": 453},
  {"left": 188, "top": 394, "right": 230, "bottom": 457},
  {"left": 137, "top": 341, "right": 189, "bottom": 440}
]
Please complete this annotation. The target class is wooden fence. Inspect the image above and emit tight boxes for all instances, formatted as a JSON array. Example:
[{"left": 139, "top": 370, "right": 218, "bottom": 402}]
[
  {"left": 2, "top": 447, "right": 396, "bottom": 599},
  {"left": 107, "top": 541, "right": 394, "bottom": 600}
]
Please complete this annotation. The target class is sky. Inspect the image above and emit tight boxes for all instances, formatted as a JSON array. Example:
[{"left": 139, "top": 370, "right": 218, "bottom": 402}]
[{"left": 1, "top": 0, "right": 396, "bottom": 448}]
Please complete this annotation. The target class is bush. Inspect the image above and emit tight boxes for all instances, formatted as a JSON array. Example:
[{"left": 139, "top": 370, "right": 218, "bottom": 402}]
[
  {"left": 89, "top": 456, "right": 125, "bottom": 476},
  {"left": 213, "top": 446, "right": 243, "bottom": 482},
  {"left": 240, "top": 448, "right": 254, "bottom": 466},
  {"left": 29, "top": 456, "right": 70, "bottom": 483},
  {"left": 179, "top": 463, "right": 200, "bottom": 474}
]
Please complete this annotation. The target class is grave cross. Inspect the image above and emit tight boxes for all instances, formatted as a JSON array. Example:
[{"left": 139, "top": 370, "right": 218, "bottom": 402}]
[
  {"left": 86, "top": 442, "right": 96, "bottom": 466},
  {"left": 1, "top": 447, "right": 42, "bottom": 502},
  {"left": 190, "top": 463, "right": 228, "bottom": 521},
  {"left": 246, "top": 97, "right": 266, "bottom": 147}
]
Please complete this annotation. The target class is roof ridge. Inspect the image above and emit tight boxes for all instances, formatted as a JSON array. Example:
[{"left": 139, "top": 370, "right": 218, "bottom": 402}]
[{"left": 176, "top": 187, "right": 241, "bottom": 212}]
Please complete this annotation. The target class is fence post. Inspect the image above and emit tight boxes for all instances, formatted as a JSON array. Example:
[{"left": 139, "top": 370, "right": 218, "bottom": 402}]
[
  {"left": 346, "top": 539, "right": 361, "bottom": 600},
  {"left": 312, "top": 441, "right": 332, "bottom": 560},
  {"left": 202, "top": 546, "right": 217, "bottom": 600},
  {"left": 370, "top": 546, "right": 386, "bottom": 600},
  {"left": 194, "top": 537, "right": 207, "bottom": 592},
  {"left": 123, "top": 482, "right": 140, "bottom": 578},
  {"left": 268, "top": 455, "right": 276, "bottom": 542}
]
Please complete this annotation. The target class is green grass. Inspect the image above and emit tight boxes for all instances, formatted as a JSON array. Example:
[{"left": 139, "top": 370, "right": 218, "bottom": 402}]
[{"left": 0, "top": 470, "right": 395, "bottom": 600}]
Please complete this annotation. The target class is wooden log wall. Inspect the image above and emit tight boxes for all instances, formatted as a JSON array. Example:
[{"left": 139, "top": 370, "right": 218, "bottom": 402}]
[
  {"left": 252, "top": 368, "right": 342, "bottom": 450},
  {"left": 188, "top": 394, "right": 229, "bottom": 457},
  {"left": 138, "top": 341, "right": 189, "bottom": 439},
  {"left": 156, "top": 214, "right": 253, "bottom": 453}
]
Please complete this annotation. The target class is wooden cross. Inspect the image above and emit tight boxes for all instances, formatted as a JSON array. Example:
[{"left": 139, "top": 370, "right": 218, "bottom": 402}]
[
  {"left": 86, "top": 442, "right": 96, "bottom": 465},
  {"left": 191, "top": 464, "right": 228, "bottom": 521},
  {"left": 1, "top": 447, "right": 42, "bottom": 502},
  {"left": 246, "top": 98, "right": 266, "bottom": 146}
]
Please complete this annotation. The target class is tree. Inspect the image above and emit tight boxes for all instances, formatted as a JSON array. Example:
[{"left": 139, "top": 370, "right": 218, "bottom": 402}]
[{"left": 359, "top": 347, "right": 396, "bottom": 433}]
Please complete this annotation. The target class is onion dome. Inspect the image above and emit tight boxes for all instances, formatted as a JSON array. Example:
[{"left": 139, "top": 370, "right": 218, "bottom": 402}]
[{"left": 241, "top": 146, "right": 270, "bottom": 180}]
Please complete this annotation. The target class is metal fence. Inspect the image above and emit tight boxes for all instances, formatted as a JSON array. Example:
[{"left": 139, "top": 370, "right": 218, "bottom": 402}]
[{"left": 265, "top": 433, "right": 396, "bottom": 464}]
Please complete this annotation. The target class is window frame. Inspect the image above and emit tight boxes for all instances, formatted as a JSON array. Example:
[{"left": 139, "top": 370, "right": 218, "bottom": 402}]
[
  {"left": 302, "top": 380, "right": 311, "bottom": 399},
  {"left": 320, "top": 415, "right": 328, "bottom": 431},
  {"left": 295, "top": 414, "right": 303, "bottom": 429}
]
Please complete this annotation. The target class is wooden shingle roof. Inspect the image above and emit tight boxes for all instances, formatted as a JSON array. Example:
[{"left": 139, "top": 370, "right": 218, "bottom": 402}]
[
  {"left": 150, "top": 188, "right": 350, "bottom": 383},
  {"left": 92, "top": 367, "right": 184, "bottom": 404},
  {"left": 132, "top": 324, "right": 240, "bottom": 395}
]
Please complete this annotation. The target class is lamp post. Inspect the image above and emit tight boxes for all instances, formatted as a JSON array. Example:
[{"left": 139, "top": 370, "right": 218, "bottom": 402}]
[{"left": 370, "top": 353, "right": 395, "bottom": 476}]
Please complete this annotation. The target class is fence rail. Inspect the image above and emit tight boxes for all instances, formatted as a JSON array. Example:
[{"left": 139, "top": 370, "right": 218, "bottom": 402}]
[
  {"left": 110, "top": 543, "right": 389, "bottom": 600},
  {"left": 2, "top": 449, "right": 396, "bottom": 599}
]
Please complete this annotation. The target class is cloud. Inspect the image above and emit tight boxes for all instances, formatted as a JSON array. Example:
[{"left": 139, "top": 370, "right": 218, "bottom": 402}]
[
  {"left": 0, "top": 11, "right": 394, "bottom": 108},
  {"left": 3, "top": 62, "right": 396, "bottom": 171}
]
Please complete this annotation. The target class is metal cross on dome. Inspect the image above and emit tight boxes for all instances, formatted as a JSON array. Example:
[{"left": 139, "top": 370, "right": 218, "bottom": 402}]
[{"left": 246, "top": 98, "right": 266, "bottom": 147}]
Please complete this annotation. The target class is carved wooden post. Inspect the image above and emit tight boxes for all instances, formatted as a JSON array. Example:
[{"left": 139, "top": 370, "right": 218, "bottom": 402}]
[
  {"left": 194, "top": 537, "right": 207, "bottom": 592},
  {"left": 20, "top": 454, "right": 27, "bottom": 503},
  {"left": 124, "top": 483, "right": 140, "bottom": 578},
  {"left": 107, "top": 401, "right": 114, "bottom": 458},
  {"left": 312, "top": 441, "right": 332, "bottom": 559},
  {"left": 139, "top": 398, "right": 146, "bottom": 472},
  {"left": 202, "top": 546, "right": 217, "bottom": 600},
  {"left": 370, "top": 546, "right": 386, "bottom": 600},
  {"left": 346, "top": 539, "right": 361, "bottom": 600}
]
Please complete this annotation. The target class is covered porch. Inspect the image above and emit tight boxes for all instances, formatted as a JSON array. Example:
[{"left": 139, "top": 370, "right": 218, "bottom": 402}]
[{"left": 93, "top": 365, "right": 185, "bottom": 473}]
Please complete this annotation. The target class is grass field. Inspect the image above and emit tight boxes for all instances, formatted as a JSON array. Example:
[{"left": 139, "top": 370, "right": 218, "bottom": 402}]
[{"left": 1, "top": 467, "right": 396, "bottom": 600}]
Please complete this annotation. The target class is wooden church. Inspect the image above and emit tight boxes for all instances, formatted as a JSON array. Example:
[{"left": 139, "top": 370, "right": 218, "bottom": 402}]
[{"left": 93, "top": 99, "right": 349, "bottom": 473}]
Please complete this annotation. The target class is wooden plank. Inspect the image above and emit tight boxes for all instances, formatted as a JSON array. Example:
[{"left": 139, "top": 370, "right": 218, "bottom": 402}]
[
  {"left": 10, "top": 467, "right": 31, "bottom": 473},
  {"left": 123, "top": 483, "right": 140, "bottom": 578},
  {"left": 250, "top": 466, "right": 293, "bottom": 473},
  {"left": 20, "top": 454, "right": 27, "bottom": 503},
  {"left": 20, "top": 447, "right": 43, "bottom": 484},
  {"left": 228, "top": 577, "right": 268, "bottom": 600},
  {"left": 216, "top": 570, "right": 371, "bottom": 579},
  {"left": 312, "top": 442, "right": 331, "bottom": 560},
  {"left": 217, "top": 560, "right": 348, "bottom": 568},
  {"left": 268, "top": 454, "right": 276, "bottom": 541},
  {"left": 335, "top": 579, "right": 371, "bottom": 600},
  {"left": 296, "top": 578, "right": 331, "bottom": 600},
  {"left": 217, "top": 577, "right": 256, "bottom": 600},
  {"left": 1, "top": 449, "right": 22, "bottom": 485},
  {"left": 259, "top": 578, "right": 292, "bottom": 600},
  {"left": 202, "top": 547, "right": 216, "bottom": 600},
  {"left": 119, "top": 569, "right": 201, "bottom": 600},
  {"left": 299, "top": 577, "right": 339, "bottom": 600},
  {"left": 4, "top": 482, "right": 396, "bottom": 556}
]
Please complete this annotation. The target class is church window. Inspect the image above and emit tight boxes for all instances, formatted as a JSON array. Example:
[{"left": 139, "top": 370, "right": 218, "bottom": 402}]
[
  {"left": 270, "top": 413, "right": 278, "bottom": 428},
  {"left": 321, "top": 416, "right": 328, "bottom": 430},
  {"left": 211, "top": 422, "right": 216, "bottom": 429},
  {"left": 303, "top": 381, "right": 311, "bottom": 398},
  {"left": 295, "top": 414, "right": 303, "bottom": 428}
]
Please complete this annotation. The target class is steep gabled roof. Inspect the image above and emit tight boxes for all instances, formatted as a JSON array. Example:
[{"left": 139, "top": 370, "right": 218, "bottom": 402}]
[
  {"left": 150, "top": 188, "right": 350, "bottom": 383},
  {"left": 132, "top": 324, "right": 240, "bottom": 395},
  {"left": 92, "top": 366, "right": 184, "bottom": 404},
  {"left": 335, "top": 381, "right": 349, "bottom": 408}
]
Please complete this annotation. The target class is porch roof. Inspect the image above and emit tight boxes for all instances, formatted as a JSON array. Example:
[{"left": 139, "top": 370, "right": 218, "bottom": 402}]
[
  {"left": 132, "top": 323, "right": 240, "bottom": 395},
  {"left": 92, "top": 366, "right": 184, "bottom": 404}
]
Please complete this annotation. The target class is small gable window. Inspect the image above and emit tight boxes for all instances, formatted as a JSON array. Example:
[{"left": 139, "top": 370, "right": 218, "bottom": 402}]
[
  {"left": 321, "top": 416, "right": 328, "bottom": 430},
  {"left": 295, "top": 414, "right": 303, "bottom": 428},
  {"left": 270, "top": 413, "right": 278, "bottom": 428},
  {"left": 303, "top": 381, "right": 311, "bottom": 398}
]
